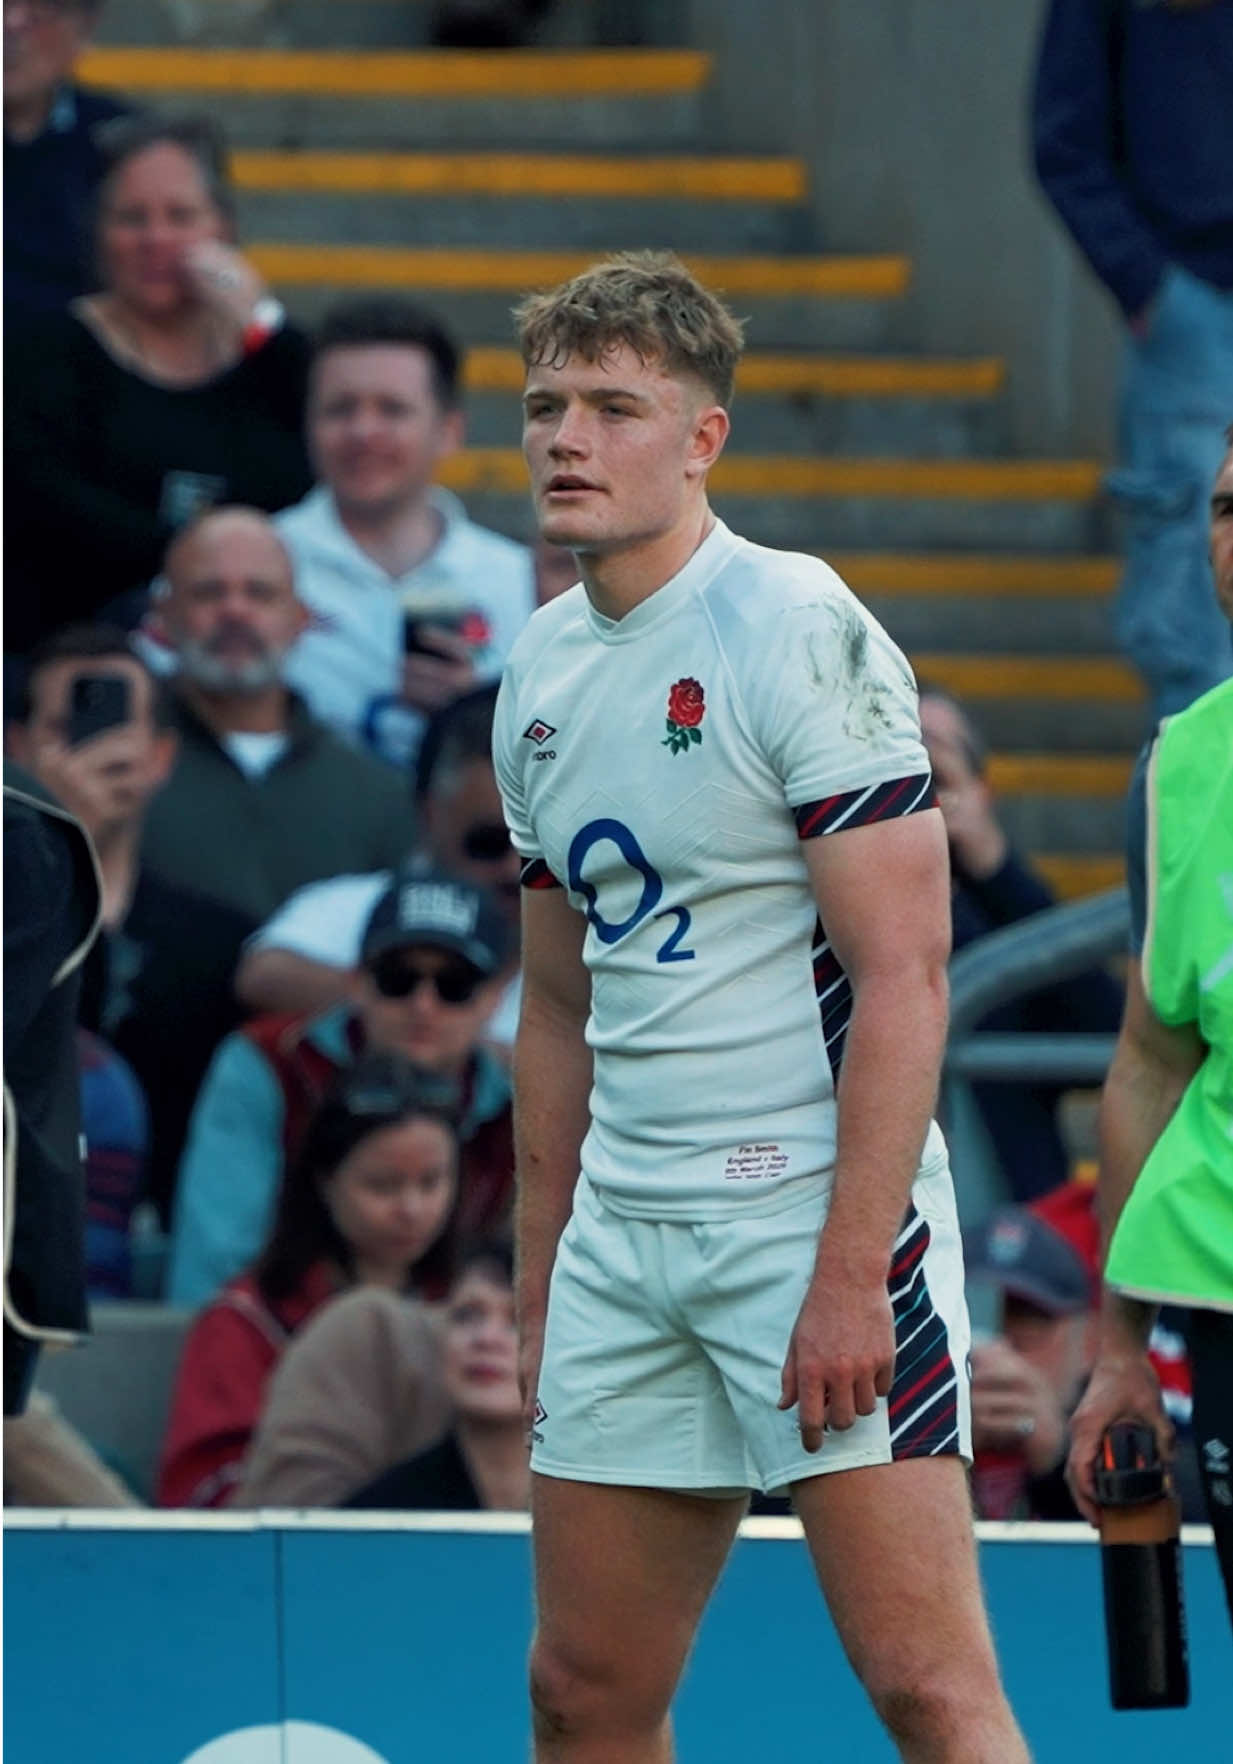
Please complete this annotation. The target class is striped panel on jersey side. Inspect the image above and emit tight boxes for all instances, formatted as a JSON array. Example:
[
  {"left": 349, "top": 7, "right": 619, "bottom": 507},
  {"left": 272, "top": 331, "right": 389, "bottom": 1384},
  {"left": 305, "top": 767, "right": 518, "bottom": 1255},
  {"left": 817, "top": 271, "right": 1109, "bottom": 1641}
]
[
  {"left": 811, "top": 924, "right": 852, "bottom": 1082},
  {"left": 886, "top": 1207, "right": 960, "bottom": 1459},
  {"left": 520, "top": 857, "right": 561, "bottom": 889},
  {"left": 798, "top": 772, "right": 935, "bottom": 1080}
]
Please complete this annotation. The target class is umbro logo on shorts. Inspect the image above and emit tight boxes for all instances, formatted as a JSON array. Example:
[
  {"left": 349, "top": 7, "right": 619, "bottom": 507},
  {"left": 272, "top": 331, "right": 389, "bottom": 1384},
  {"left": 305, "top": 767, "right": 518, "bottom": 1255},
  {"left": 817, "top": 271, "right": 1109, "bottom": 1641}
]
[
  {"left": 523, "top": 718, "right": 557, "bottom": 746},
  {"left": 531, "top": 1397, "right": 547, "bottom": 1445}
]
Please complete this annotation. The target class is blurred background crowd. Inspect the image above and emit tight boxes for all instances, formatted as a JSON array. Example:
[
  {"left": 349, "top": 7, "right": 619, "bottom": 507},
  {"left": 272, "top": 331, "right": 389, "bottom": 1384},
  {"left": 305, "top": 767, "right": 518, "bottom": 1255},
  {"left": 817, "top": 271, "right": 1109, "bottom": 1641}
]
[{"left": 3, "top": 0, "right": 1230, "bottom": 1529}]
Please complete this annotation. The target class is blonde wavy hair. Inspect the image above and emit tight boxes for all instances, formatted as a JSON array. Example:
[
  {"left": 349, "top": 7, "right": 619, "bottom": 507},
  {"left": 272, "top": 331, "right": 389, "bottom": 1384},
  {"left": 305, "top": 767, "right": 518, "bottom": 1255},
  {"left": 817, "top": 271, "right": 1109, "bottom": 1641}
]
[{"left": 514, "top": 251, "right": 746, "bottom": 409}]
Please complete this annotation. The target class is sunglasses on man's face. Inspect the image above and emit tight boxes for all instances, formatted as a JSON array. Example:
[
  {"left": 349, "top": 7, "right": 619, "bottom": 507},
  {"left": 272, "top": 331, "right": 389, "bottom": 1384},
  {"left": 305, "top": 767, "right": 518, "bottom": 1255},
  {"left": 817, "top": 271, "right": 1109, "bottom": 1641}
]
[
  {"left": 461, "top": 821, "right": 512, "bottom": 863},
  {"left": 370, "top": 958, "right": 486, "bottom": 1005}
]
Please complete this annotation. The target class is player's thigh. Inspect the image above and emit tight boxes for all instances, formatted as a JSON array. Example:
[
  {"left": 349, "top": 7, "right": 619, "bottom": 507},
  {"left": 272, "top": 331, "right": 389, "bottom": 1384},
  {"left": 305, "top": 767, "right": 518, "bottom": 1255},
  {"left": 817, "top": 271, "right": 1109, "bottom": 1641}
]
[
  {"left": 793, "top": 1456, "right": 999, "bottom": 1698},
  {"left": 532, "top": 1472, "right": 746, "bottom": 1704}
]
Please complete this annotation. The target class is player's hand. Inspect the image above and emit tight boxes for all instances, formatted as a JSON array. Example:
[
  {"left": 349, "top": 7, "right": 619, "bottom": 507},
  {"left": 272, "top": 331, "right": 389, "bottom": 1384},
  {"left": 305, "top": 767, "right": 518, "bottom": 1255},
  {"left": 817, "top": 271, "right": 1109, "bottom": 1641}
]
[
  {"left": 970, "top": 1337, "right": 1066, "bottom": 1476},
  {"left": 1065, "top": 1348, "right": 1171, "bottom": 1526},
  {"left": 401, "top": 632, "right": 478, "bottom": 715},
  {"left": 778, "top": 1273, "right": 894, "bottom": 1453}
]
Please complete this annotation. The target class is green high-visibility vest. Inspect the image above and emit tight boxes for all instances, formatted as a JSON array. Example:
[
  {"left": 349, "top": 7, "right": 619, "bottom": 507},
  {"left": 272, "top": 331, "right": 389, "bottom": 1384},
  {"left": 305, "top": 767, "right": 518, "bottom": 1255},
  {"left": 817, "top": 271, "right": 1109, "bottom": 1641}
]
[{"left": 1106, "top": 677, "right": 1233, "bottom": 1313}]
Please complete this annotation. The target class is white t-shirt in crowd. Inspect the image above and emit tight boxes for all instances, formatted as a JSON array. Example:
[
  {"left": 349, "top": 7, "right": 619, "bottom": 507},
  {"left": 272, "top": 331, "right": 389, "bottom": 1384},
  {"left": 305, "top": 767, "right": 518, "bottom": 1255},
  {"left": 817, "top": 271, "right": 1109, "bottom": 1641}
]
[
  {"left": 220, "top": 731, "right": 291, "bottom": 779},
  {"left": 246, "top": 870, "right": 521, "bottom": 1049},
  {"left": 494, "top": 518, "right": 944, "bottom": 1220},
  {"left": 278, "top": 485, "right": 536, "bottom": 768}
]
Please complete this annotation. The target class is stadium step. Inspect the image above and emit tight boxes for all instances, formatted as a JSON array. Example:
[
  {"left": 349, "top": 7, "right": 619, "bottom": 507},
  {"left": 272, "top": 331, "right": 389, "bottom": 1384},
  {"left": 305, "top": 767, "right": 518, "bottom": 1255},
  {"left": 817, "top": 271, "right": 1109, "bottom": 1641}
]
[
  {"left": 908, "top": 653, "right": 1148, "bottom": 754},
  {"left": 77, "top": 45, "right": 713, "bottom": 147},
  {"left": 440, "top": 449, "right": 1107, "bottom": 551},
  {"left": 231, "top": 149, "right": 809, "bottom": 201},
  {"left": 248, "top": 244, "right": 916, "bottom": 349},
  {"left": 459, "top": 346, "right": 1007, "bottom": 457},
  {"left": 96, "top": 0, "right": 665, "bottom": 51},
  {"left": 98, "top": 0, "right": 457, "bottom": 51},
  {"left": 1033, "top": 855, "right": 1125, "bottom": 900},
  {"left": 232, "top": 146, "right": 814, "bottom": 252},
  {"left": 983, "top": 753, "right": 1132, "bottom": 857}
]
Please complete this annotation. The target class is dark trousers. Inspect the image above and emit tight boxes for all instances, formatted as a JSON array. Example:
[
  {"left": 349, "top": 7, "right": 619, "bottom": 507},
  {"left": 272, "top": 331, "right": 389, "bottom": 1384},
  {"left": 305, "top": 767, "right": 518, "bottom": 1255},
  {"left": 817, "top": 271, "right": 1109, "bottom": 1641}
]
[{"left": 1186, "top": 1308, "right": 1233, "bottom": 1626}]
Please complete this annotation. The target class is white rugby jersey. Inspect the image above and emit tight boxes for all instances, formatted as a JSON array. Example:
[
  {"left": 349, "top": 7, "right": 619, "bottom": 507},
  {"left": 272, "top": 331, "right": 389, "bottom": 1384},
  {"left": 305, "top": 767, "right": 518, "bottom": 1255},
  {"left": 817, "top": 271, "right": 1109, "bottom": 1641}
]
[{"left": 494, "top": 519, "right": 946, "bottom": 1218}]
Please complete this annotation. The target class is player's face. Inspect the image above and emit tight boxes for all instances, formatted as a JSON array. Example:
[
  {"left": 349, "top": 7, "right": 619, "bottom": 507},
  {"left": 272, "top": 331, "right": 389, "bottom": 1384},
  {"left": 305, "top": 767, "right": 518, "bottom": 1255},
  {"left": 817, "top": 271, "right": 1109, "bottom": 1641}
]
[
  {"left": 522, "top": 343, "right": 724, "bottom": 556},
  {"left": 309, "top": 345, "right": 463, "bottom": 518},
  {"left": 1210, "top": 449, "right": 1233, "bottom": 626},
  {"left": 441, "top": 1267, "right": 521, "bottom": 1424}
]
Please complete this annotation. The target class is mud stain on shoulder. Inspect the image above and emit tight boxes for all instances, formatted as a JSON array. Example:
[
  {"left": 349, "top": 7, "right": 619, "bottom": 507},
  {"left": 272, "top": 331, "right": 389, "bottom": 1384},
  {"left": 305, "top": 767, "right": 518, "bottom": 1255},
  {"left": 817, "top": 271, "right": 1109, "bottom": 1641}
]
[
  {"left": 838, "top": 605, "right": 897, "bottom": 742},
  {"left": 796, "top": 600, "right": 900, "bottom": 742}
]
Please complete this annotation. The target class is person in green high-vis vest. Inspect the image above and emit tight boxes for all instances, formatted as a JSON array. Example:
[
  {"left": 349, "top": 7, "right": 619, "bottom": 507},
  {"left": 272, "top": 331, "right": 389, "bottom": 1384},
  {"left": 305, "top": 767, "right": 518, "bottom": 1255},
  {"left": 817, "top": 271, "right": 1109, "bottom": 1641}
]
[{"left": 1068, "top": 433, "right": 1233, "bottom": 1626}]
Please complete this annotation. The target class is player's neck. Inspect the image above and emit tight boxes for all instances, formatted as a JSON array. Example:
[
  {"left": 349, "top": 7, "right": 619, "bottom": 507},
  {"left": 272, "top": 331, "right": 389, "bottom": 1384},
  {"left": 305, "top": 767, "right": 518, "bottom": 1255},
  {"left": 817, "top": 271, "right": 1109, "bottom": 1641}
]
[{"left": 579, "top": 504, "right": 716, "bottom": 622}]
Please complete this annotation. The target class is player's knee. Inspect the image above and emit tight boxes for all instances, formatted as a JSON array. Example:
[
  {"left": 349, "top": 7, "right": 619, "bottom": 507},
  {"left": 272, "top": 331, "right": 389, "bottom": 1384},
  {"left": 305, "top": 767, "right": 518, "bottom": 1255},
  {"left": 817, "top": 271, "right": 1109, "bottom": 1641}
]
[
  {"left": 865, "top": 1658, "right": 993, "bottom": 1752},
  {"left": 529, "top": 1637, "right": 667, "bottom": 1743},
  {"left": 528, "top": 1638, "right": 600, "bottom": 1740}
]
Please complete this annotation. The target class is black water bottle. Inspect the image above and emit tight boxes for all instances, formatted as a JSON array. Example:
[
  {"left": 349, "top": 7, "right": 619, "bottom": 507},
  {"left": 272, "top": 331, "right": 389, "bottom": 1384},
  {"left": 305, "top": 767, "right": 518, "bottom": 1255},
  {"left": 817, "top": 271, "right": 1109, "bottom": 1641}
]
[{"left": 1094, "top": 1420, "right": 1189, "bottom": 1710}]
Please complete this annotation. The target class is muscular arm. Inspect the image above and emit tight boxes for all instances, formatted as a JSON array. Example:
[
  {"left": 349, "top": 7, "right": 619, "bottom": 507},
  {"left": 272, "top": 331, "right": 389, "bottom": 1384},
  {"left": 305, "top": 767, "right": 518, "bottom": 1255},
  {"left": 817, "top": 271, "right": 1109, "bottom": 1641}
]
[
  {"left": 808, "top": 809, "right": 951, "bottom": 1272},
  {"left": 512, "top": 886, "right": 592, "bottom": 1419},
  {"left": 1066, "top": 964, "right": 1204, "bottom": 1519},
  {"left": 781, "top": 810, "right": 951, "bottom": 1449},
  {"left": 1098, "top": 962, "right": 1204, "bottom": 1338}
]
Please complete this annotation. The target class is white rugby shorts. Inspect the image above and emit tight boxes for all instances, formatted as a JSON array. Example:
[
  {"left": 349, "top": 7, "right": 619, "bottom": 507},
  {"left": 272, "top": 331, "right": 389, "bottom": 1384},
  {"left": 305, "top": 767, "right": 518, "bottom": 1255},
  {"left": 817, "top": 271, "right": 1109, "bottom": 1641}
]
[{"left": 531, "top": 1155, "right": 972, "bottom": 1495}]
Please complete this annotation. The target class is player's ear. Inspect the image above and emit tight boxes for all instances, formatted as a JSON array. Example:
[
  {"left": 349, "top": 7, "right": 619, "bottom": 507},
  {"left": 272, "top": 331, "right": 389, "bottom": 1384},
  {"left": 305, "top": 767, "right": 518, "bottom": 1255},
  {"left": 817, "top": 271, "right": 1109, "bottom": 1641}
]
[{"left": 685, "top": 402, "right": 730, "bottom": 480}]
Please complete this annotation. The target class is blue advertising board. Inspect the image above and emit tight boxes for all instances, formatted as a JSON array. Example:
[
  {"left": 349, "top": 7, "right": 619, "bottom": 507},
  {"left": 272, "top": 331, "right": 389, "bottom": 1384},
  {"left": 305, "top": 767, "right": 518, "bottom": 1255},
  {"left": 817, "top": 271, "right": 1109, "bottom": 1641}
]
[{"left": 3, "top": 1514, "right": 1228, "bottom": 1762}]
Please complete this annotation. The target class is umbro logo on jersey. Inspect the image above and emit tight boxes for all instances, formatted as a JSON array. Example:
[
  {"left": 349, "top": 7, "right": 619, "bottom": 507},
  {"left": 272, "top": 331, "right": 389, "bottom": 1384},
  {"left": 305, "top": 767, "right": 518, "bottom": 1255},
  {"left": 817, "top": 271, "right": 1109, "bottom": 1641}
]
[{"left": 523, "top": 718, "right": 557, "bottom": 745}]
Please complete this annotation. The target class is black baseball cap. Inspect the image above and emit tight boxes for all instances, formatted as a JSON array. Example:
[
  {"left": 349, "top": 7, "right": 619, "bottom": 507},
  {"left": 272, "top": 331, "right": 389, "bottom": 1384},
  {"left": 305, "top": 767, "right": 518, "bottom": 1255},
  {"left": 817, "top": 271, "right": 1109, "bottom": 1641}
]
[
  {"left": 961, "top": 1207, "right": 1092, "bottom": 1317},
  {"left": 360, "top": 868, "right": 509, "bottom": 976}
]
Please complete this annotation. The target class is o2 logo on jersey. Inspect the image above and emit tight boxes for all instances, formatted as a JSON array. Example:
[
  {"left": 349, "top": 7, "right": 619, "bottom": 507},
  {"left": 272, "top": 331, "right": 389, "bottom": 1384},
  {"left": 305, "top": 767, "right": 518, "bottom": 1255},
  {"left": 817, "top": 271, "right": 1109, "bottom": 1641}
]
[
  {"left": 180, "top": 1722, "right": 390, "bottom": 1763},
  {"left": 567, "top": 818, "right": 695, "bottom": 962}
]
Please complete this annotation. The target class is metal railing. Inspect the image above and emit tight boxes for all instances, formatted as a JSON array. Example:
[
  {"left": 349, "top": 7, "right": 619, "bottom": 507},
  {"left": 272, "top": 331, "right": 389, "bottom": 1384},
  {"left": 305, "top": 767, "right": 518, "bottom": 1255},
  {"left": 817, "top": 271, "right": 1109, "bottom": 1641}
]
[{"left": 941, "top": 887, "right": 1129, "bottom": 1229}]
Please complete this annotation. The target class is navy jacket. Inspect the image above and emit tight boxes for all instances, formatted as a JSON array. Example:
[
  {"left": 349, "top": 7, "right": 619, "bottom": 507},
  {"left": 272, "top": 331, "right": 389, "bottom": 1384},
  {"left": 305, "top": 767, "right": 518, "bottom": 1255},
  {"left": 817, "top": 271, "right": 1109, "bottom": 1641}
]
[
  {"left": 4, "top": 84, "right": 132, "bottom": 317},
  {"left": 1032, "top": 0, "right": 1233, "bottom": 317}
]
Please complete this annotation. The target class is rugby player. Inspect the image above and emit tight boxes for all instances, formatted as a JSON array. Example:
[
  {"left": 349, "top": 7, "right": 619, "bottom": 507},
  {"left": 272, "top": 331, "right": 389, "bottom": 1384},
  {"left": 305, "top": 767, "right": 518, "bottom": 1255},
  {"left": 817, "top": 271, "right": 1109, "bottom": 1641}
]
[{"left": 493, "top": 252, "right": 1029, "bottom": 1763}]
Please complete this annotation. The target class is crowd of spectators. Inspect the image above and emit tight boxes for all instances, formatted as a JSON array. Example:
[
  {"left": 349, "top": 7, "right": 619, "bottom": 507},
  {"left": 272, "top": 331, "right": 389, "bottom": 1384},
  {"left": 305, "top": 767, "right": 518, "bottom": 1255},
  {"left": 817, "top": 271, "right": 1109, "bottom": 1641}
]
[{"left": 4, "top": 0, "right": 1227, "bottom": 1526}]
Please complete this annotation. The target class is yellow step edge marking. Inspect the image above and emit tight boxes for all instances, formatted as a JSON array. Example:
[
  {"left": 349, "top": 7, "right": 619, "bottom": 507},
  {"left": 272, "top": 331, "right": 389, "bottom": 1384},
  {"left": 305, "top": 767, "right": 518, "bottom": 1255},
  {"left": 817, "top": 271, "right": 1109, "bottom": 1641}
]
[
  {"left": 829, "top": 553, "right": 1117, "bottom": 595},
  {"left": 463, "top": 347, "right": 1001, "bottom": 398},
  {"left": 910, "top": 654, "right": 1144, "bottom": 702},
  {"left": 233, "top": 151, "right": 807, "bottom": 203},
  {"left": 78, "top": 47, "right": 713, "bottom": 98},
  {"left": 251, "top": 244, "right": 912, "bottom": 298},
  {"left": 985, "top": 753, "right": 1134, "bottom": 796},
  {"left": 1033, "top": 854, "right": 1126, "bottom": 899},
  {"left": 736, "top": 356, "right": 1004, "bottom": 397},
  {"left": 435, "top": 449, "right": 1102, "bottom": 500}
]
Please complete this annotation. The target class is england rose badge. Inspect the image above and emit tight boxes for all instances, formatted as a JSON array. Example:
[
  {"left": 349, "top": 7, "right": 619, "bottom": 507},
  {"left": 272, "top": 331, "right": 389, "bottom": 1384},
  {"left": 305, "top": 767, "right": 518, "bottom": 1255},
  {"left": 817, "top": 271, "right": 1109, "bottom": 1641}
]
[{"left": 663, "top": 677, "right": 705, "bottom": 754}]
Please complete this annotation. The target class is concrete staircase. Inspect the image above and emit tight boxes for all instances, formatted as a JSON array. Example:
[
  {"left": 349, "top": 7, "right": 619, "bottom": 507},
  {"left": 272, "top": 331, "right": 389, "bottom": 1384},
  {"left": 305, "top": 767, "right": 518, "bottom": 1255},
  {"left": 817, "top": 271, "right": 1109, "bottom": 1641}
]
[{"left": 82, "top": 9, "right": 1143, "bottom": 894}]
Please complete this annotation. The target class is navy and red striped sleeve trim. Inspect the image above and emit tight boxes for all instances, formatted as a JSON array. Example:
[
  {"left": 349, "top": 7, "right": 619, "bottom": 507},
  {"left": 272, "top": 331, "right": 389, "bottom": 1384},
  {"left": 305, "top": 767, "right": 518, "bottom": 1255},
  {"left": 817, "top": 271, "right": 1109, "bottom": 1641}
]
[
  {"left": 794, "top": 773, "right": 936, "bottom": 840},
  {"left": 520, "top": 857, "right": 562, "bottom": 890}
]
